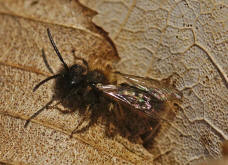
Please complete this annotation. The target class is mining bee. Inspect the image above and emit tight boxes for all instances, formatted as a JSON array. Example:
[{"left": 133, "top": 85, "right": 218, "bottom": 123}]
[
  {"left": 25, "top": 28, "right": 182, "bottom": 145},
  {"left": 95, "top": 73, "right": 182, "bottom": 145}
]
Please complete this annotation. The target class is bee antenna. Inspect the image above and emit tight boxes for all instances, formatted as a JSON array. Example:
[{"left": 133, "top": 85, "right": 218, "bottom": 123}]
[
  {"left": 33, "top": 74, "right": 60, "bottom": 92},
  {"left": 47, "top": 28, "right": 69, "bottom": 71},
  {"left": 41, "top": 49, "right": 54, "bottom": 74}
]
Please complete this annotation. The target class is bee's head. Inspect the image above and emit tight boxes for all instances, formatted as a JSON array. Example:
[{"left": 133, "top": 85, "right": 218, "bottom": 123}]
[
  {"left": 33, "top": 28, "right": 88, "bottom": 94},
  {"left": 69, "top": 64, "right": 87, "bottom": 85},
  {"left": 55, "top": 64, "right": 87, "bottom": 92}
]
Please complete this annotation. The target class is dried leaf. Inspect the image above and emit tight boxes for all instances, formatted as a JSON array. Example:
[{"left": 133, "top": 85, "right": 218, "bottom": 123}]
[{"left": 80, "top": 0, "right": 228, "bottom": 164}]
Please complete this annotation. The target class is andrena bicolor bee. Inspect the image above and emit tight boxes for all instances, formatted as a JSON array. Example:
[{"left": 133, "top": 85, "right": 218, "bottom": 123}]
[{"left": 25, "top": 28, "right": 182, "bottom": 145}]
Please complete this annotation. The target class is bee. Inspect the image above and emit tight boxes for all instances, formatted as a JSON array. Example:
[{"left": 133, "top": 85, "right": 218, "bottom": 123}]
[
  {"left": 24, "top": 28, "right": 182, "bottom": 145},
  {"left": 95, "top": 73, "right": 182, "bottom": 145}
]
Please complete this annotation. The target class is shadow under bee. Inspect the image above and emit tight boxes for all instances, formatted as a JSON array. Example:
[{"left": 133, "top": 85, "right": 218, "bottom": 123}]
[{"left": 25, "top": 28, "right": 182, "bottom": 149}]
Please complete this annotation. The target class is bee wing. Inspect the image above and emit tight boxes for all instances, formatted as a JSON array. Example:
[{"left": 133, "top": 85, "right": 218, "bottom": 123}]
[
  {"left": 114, "top": 72, "right": 182, "bottom": 102},
  {"left": 95, "top": 83, "right": 172, "bottom": 121},
  {"left": 114, "top": 71, "right": 161, "bottom": 89}
]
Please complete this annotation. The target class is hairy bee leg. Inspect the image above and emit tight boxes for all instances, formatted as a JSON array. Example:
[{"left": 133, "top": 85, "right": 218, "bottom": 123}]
[
  {"left": 70, "top": 105, "right": 91, "bottom": 138},
  {"left": 142, "top": 123, "right": 161, "bottom": 145},
  {"left": 118, "top": 103, "right": 125, "bottom": 120},
  {"left": 109, "top": 103, "right": 125, "bottom": 121},
  {"left": 106, "top": 103, "right": 119, "bottom": 136},
  {"left": 48, "top": 106, "right": 73, "bottom": 114},
  {"left": 51, "top": 88, "right": 80, "bottom": 113},
  {"left": 48, "top": 97, "right": 75, "bottom": 114},
  {"left": 110, "top": 103, "right": 134, "bottom": 138},
  {"left": 125, "top": 119, "right": 151, "bottom": 144}
]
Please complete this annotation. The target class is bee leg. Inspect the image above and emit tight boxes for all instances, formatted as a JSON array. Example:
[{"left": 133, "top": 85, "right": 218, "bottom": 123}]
[
  {"left": 142, "top": 122, "right": 160, "bottom": 146},
  {"left": 118, "top": 103, "right": 125, "bottom": 120},
  {"left": 50, "top": 106, "right": 73, "bottom": 114},
  {"left": 109, "top": 103, "right": 134, "bottom": 138},
  {"left": 106, "top": 103, "right": 119, "bottom": 136},
  {"left": 126, "top": 118, "right": 159, "bottom": 145},
  {"left": 109, "top": 103, "right": 125, "bottom": 121},
  {"left": 49, "top": 100, "right": 74, "bottom": 114},
  {"left": 106, "top": 120, "right": 117, "bottom": 137},
  {"left": 70, "top": 105, "right": 91, "bottom": 138},
  {"left": 52, "top": 88, "right": 81, "bottom": 114}
]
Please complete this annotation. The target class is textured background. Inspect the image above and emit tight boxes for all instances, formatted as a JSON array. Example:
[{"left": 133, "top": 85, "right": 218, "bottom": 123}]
[{"left": 0, "top": 0, "right": 228, "bottom": 164}]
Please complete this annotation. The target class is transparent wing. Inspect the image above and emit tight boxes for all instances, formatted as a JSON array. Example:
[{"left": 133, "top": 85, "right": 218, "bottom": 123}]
[
  {"left": 95, "top": 83, "right": 173, "bottom": 121},
  {"left": 95, "top": 72, "right": 183, "bottom": 121},
  {"left": 113, "top": 72, "right": 182, "bottom": 102}
]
